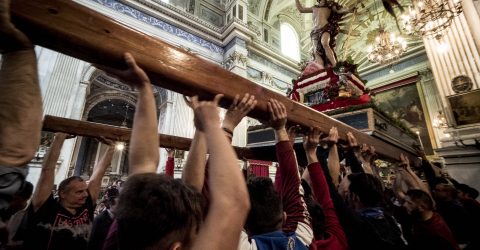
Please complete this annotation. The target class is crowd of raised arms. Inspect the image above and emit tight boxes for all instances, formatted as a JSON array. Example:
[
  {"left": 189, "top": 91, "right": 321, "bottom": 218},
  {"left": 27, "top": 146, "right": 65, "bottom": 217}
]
[{"left": 0, "top": 0, "right": 479, "bottom": 249}]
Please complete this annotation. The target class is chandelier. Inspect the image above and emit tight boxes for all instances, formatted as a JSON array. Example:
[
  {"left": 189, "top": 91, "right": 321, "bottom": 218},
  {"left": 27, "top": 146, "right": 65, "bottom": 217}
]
[
  {"left": 400, "top": 0, "right": 463, "bottom": 39},
  {"left": 367, "top": 27, "right": 408, "bottom": 64}
]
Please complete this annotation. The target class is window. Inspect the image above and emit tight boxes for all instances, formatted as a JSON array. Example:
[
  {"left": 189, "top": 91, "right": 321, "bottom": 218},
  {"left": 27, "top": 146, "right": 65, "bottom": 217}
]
[
  {"left": 264, "top": 29, "right": 269, "bottom": 43},
  {"left": 160, "top": 0, "right": 169, "bottom": 3},
  {"left": 280, "top": 23, "right": 300, "bottom": 61},
  {"left": 239, "top": 5, "right": 243, "bottom": 21}
]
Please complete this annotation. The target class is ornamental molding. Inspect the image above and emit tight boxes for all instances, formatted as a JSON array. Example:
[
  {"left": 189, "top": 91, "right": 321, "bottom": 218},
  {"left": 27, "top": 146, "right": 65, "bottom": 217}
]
[
  {"left": 224, "top": 51, "right": 248, "bottom": 70},
  {"left": 132, "top": 0, "right": 224, "bottom": 34}
]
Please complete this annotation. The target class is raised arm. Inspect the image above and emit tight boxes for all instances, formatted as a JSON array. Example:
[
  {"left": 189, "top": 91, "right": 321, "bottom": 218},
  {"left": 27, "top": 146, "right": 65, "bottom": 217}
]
[
  {"left": 99, "top": 53, "right": 159, "bottom": 175},
  {"left": 182, "top": 130, "right": 207, "bottom": 192},
  {"left": 190, "top": 95, "right": 250, "bottom": 250},
  {"left": 303, "top": 127, "right": 348, "bottom": 248},
  {"left": 417, "top": 149, "right": 438, "bottom": 190},
  {"left": 295, "top": 0, "right": 313, "bottom": 13},
  {"left": 269, "top": 99, "right": 313, "bottom": 245},
  {"left": 346, "top": 132, "right": 373, "bottom": 174},
  {"left": 393, "top": 154, "right": 431, "bottom": 201},
  {"left": 31, "top": 133, "right": 67, "bottom": 212},
  {"left": 88, "top": 141, "right": 115, "bottom": 201},
  {"left": 401, "top": 154, "right": 431, "bottom": 195},
  {"left": 326, "top": 127, "right": 341, "bottom": 187}
]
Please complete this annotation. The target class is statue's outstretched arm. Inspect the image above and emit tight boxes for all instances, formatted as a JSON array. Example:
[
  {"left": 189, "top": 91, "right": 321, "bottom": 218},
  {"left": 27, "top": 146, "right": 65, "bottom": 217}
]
[{"left": 295, "top": 0, "right": 313, "bottom": 13}]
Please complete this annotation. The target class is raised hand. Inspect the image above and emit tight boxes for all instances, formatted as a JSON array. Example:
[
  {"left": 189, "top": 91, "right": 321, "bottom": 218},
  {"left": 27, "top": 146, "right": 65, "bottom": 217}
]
[
  {"left": 165, "top": 148, "right": 175, "bottom": 158},
  {"left": 267, "top": 99, "right": 287, "bottom": 130},
  {"left": 399, "top": 153, "right": 410, "bottom": 170},
  {"left": 96, "top": 52, "right": 150, "bottom": 89},
  {"left": 191, "top": 94, "right": 223, "bottom": 132},
  {"left": 346, "top": 132, "right": 359, "bottom": 148},
  {"left": 223, "top": 93, "right": 257, "bottom": 133},
  {"left": 325, "top": 126, "right": 339, "bottom": 144},
  {"left": 303, "top": 127, "right": 322, "bottom": 156},
  {"left": 287, "top": 125, "right": 302, "bottom": 146}
]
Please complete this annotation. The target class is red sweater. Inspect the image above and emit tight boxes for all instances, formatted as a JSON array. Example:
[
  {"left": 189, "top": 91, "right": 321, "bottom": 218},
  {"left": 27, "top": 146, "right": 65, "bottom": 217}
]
[
  {"left": 307, "top": 162, "right": 349, "bottom": 250},
  {"left": 411, "top": 212, "right": 460, "bottom": 250}
]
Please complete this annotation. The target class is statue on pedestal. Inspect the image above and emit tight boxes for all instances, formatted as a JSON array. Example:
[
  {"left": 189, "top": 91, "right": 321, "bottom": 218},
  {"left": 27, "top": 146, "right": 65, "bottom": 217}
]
[{"left": 295, "top": 0, "right": 353, "bottom": 68}]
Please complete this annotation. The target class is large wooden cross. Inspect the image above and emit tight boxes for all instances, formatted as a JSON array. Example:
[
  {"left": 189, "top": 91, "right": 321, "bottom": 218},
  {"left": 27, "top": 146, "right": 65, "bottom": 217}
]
[
  {"left": 43, "top": 115, "right": 255, "bottom": 159},
  {"left": 11, "top": 0, "right": 416, "bottom": 160}
]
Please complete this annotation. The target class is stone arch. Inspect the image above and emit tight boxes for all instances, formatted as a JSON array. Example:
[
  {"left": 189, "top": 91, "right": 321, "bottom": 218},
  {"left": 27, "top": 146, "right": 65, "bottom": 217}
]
[{"left": 83, "top": 91, "right": 137, "bottom": 121}]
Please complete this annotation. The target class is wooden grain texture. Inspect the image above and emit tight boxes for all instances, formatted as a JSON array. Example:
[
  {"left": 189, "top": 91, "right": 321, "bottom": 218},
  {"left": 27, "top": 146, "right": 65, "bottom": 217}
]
[
  {"left": 42, "top": 115, "right": 254, "bottom": 159},
  {"left": 12, "top": 0, "right": 416, "bottom": 160}
]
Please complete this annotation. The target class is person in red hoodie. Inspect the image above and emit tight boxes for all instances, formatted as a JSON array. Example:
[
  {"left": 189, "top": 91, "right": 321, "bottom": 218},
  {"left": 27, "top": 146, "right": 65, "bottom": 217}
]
[{"left": 302, "top": 126, "right": 348, "bottom": 250}]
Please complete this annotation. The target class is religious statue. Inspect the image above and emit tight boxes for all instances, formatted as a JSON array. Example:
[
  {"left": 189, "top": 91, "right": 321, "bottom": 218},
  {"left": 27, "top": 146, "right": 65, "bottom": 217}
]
[{"left": 295, "top": 0, "right": 353, "bottom": 68}]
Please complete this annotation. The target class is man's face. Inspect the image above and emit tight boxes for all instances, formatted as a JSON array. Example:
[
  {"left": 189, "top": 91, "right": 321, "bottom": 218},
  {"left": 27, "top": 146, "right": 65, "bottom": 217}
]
[
  {"left": 403, "top": 196, "right": 418, "bottom": 215},
  {"left": 433, "top": 184, "right": 450, "bottom": 201},
  {"left": 61, "top": 180, "right": 88, "bottom": 208}
]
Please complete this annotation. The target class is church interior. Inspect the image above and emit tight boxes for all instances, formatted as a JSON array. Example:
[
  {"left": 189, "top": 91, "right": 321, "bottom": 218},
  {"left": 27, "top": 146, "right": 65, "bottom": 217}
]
[{"left": 10, "top": 0, "right": 480, "bottom": 194}]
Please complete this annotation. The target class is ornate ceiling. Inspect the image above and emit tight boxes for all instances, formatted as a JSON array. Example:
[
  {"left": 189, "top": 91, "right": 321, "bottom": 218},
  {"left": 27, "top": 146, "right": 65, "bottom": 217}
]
[{"left": 248, "top": 0, "right": 425, "bottom": 72}]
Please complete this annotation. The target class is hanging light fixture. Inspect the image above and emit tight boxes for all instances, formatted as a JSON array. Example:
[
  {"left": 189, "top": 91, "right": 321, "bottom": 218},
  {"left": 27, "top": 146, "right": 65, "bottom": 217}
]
[
  {"left": 400, "top": 0, "right": 462, "bottom": 40},
  {"left": 366, "top": 0, "right": 408, "bottom": 65},
  {"left": 367, "top": 27, "right": 408, "bottom": 64}
]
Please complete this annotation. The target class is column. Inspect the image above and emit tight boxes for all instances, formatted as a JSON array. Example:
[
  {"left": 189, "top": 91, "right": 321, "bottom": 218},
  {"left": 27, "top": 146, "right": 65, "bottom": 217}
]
[
  {"left": 33, "top": 48, "right": 90, "bottom": 186},
  {"left": 462, "top": 0, "right": 480, "bottom": 54},
  {"left": 223, "top": 38, "right": 249, "bottom": 147},
  {"left": 422, "top": 9, "right": 480, "bottom": 123}
]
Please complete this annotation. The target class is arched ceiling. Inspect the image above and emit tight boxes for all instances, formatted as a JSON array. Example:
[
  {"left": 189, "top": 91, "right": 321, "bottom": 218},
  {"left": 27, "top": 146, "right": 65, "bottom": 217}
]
[{"left": 248, "top": 0, "right": 424, "bottom": 72}]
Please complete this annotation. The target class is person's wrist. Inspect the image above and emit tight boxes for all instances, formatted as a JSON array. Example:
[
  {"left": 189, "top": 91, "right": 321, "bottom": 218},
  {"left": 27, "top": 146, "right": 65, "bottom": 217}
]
[
  {"left": 307, "top": 150, "right": 317, "bottom": 158},
  {"left": 222, "top": 127, "right": 233, "bottom": 137},
  {"left": 222, "top": 122, "right": 235, "bottom": 133},
  {"left": 203, "top": 122, "right": 221, "bottom": 133},
  {"left": 135, "top": 81, "right": 151, "bottom": 91}
]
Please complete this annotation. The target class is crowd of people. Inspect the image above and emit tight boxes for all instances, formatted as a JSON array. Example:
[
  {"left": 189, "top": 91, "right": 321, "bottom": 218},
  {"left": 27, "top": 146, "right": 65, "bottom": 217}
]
[{"left": 1, "top": 0, "right": 479, "bottom": 249}]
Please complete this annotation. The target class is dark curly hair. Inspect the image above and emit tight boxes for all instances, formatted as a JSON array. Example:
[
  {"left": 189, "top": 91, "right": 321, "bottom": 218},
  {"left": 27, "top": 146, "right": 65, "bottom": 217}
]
[
  {"left": 116, "top": 173, "right": 206, "bottom": 250},
  {"left": 246, "top": 177, "right": 283, "bottom": 236},
  {"left": 347, "top": 173, "right": 385, "bottom": 208}
]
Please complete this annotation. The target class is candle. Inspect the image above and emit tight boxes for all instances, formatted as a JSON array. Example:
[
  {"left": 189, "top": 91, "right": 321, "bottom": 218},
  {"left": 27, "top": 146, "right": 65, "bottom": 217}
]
[{"left": 416, "top": 131, "right": 424, "bottom": 150}]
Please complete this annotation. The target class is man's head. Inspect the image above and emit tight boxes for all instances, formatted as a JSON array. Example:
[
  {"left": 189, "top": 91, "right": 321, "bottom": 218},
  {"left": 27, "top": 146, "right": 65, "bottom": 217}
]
[
  {"left": 58, "top": 176, "right": 88, "bottom": 209},
  {"left": 245, "top": 177, "right": 283, "bottom": 236},
  {"left": 9, "top": 181, "right": 33, "bottom": 213},
  {"left": 104, "top": 195, "right": 118, "bottom": 213},
  {"left": 114, "top": 180, "right": 123, "bottom": 189},
  {"left": 432, "top": 178, "right": 457, "bottom": 201},
  {"left": 116, "top": 173, "right": 206, "bottom": 250},
  {"left": 456, "top": 184, "right": 479, "bottom": 200},
  {"left": 339, "top": 173, "right": 385, "bottom": 210},
  {"left": 403, "top": 189, "right": 434, "bottom": 219}
]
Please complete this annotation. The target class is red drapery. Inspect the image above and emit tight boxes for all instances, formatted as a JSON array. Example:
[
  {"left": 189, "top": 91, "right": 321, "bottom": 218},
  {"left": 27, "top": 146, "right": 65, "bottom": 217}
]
[{"left": 248, "top": 159, "right": 271, "bottom": 177}]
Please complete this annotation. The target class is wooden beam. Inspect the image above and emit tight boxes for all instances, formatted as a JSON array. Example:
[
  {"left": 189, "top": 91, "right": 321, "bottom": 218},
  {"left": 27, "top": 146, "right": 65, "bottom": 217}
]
[
  {"left": 42, "top": 115, "right": 255, "bottom": 159},
  {"left": 12, "top": 0, "right": 416, "bottom": 160}
]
